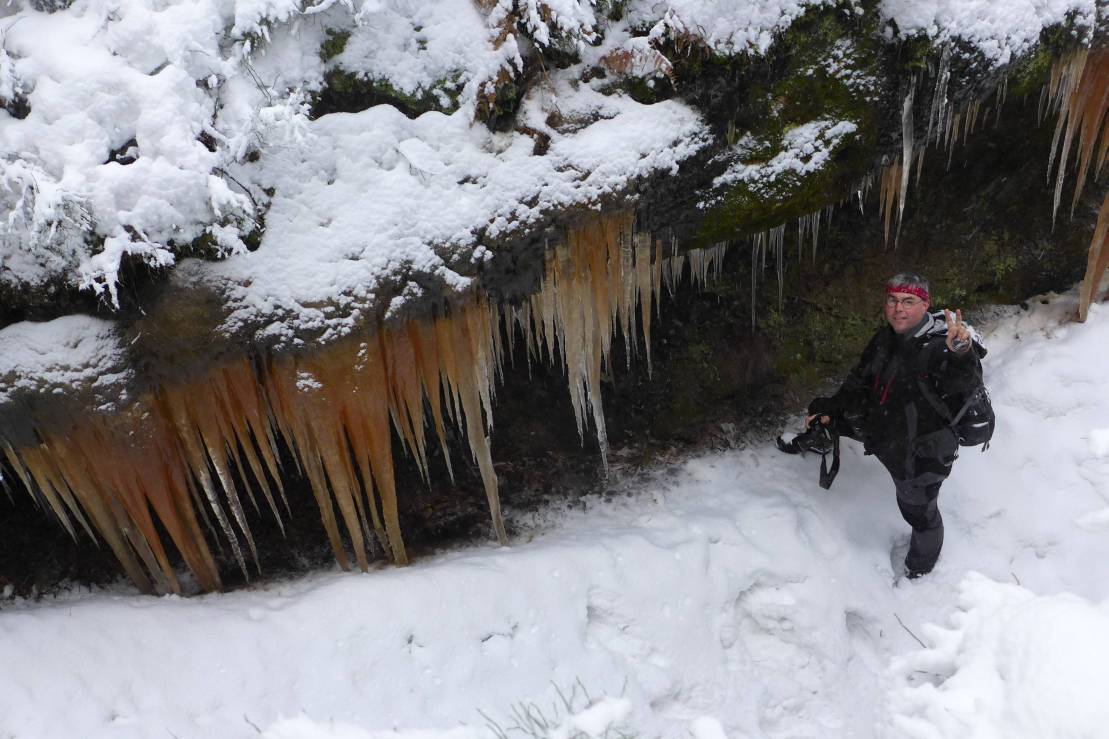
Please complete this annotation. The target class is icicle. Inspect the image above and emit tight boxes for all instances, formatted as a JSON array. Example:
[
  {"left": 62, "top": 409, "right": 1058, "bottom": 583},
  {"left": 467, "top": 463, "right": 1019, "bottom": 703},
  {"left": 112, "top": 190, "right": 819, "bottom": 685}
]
[
  {"left": 1044, "top": 48, "right": 1109, "bottom": 224},
  {"left": 747, "top": 233, "right": 769, "bottom": 330},
  {"left": 994, "top": 75, "right": 1009, "bottom": 128},
  {"left": 689, "top": 247, "right": 706, "bottom": 288},
  {"left": 798, "top": 214, "right": 808, "bottom": 263},
  {"left": 668, "top": 236, "right": 685, "bottom": 294},
  {"left": 811, "top": 209, "right": 821, "bottom": 264},
  {"left": 671, "top": 251, "right": 686, "bottom": 293},
  {"left": 712, "top": 242, "right": 724, "bottom": 280},
  {"left": 750, "top": 236, "right": 759, "bottom": 332},
  {"left": 521, "top": 211, "right": 664, "bottom": 477},
  {"left": 771, "top": 225, "right": 785, "bottom": 311},
  {"left": 942, "top": 103, "right": 954, "bottom": 155},
  {"left": 879, "top": 160, "right": 898, "bottom": 246},
  {"left": 926, "top": 44, "right": 952, "bottom": 147},
  {"left": 618, "top": 230, "right": 637, "bottom": 369},
  {"left": 947, "top": 111, "right": 960, "bottom": 170},
  {"left": 896, "top": 79, "right": 915, "bottom": 247},
  {"left": 652, "top": 239, "right": 663, "bottom": 320},
  {"left": 634, "top": 233, "right": 654, "bottom": 378}
]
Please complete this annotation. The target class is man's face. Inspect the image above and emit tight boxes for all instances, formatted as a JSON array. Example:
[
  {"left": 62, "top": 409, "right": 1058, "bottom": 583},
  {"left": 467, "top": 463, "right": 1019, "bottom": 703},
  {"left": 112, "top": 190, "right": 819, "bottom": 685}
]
[{"left": 884, "top": 291, "right": 929, "bottom": 333}]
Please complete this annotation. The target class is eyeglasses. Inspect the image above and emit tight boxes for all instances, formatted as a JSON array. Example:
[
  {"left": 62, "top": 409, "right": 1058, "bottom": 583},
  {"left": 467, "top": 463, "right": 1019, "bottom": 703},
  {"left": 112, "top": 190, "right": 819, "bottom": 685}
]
[{"left": 885, "top": 296, "right": 922, "bottom": 308}]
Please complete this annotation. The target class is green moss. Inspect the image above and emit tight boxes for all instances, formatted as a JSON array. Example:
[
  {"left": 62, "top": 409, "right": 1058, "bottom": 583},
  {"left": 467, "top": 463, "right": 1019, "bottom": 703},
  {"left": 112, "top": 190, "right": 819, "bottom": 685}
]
[
  {"left": 476, "top": 80, "right": 524, "bottom": 131},
  {"left": 597, "top": 0, "right": 628, "bottom": 21},
  {"left": 695, "top": 119, "right": 873, "bottom": 246},
  {"left": 623, "top": 75, "right": 674, "bottom": 105},
  {"left": 1003, "top": 27, "right": 1084, "bottom": 104},
  {"left": 768, "top": 300, "right": 879, "bottom": 389},
  {"left": 241, "top": 210, "right": 265, "bottom": 253},
  {"left": 312, "top": 69, "right": 462, "bottom": 119},
  {"left": 660, "top": 341, "right": 724, "bottom": 427},
  {"left": 894, "top": 35, "right": 937, "bottom": 76},
  {"left": 319, "top": 29, "right": 350, "bottom": 63},
  {"left": 684, "top": 2, "right": 882, "bottom": 247},
  {"left": 699, "top": 172, "right": 828, "bottom": 242},
  {"left": 183, "top": 216, "right": 262, "bottom": 260}
]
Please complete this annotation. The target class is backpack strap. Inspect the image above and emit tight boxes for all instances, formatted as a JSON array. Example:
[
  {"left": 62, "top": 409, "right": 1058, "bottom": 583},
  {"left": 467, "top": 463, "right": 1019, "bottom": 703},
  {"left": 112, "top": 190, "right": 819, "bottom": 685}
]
[{"left": 913, "top": 345, "right": 980, "bottom": 430}]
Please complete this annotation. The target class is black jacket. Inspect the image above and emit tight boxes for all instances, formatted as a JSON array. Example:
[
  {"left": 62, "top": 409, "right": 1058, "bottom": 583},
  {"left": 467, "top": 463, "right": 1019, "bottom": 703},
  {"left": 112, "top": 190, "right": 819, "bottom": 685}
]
[{"left": 809, "top": 312, "right": 985, "bottom": 480}]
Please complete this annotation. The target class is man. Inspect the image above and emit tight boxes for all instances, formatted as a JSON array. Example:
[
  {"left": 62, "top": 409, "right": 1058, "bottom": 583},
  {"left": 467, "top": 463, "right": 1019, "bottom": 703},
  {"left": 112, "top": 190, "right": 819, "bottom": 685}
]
[{"left": 806, "top": 273, "right": 984, "bottom": 579}]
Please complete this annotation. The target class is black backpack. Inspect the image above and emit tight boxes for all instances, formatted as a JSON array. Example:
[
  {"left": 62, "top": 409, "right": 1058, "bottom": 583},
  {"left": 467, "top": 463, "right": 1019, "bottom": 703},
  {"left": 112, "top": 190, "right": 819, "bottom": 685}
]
[{"left": 917, "top": 375, "right": 995, "bottom": 449}]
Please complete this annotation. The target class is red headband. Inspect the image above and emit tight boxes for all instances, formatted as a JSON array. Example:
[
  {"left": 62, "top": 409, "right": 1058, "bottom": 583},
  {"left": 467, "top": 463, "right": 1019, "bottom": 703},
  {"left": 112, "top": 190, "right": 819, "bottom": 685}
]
[{"left": 886, "top": 284, "right": 929, "bottom": 302}]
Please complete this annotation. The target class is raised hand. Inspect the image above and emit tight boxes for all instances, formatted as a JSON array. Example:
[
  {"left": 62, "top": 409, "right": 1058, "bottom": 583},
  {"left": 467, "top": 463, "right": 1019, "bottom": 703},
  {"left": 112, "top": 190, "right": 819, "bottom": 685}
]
[{"left": 944, "top": 308, "right": 972, "bottom": 353}]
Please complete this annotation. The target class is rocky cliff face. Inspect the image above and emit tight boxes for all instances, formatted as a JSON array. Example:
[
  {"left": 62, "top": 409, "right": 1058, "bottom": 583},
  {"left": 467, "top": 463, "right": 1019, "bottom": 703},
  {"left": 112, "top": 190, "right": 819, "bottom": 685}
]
[{"left": 0, "top": 0, "right": 1105, "bottom": 594}]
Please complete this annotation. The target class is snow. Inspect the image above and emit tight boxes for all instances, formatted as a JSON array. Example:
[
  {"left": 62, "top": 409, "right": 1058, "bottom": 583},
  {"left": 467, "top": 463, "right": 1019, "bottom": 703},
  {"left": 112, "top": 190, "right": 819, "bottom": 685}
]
[
  {"left": 0, "top": 314, "right": 129, "bottom": 409},
  {"left": 628, "top": 0, "right": 836, "bottom": 56},
  {"left": 713, "top": 119, "right": 859, "bottom": 193},
  {"left": 334, "top": 0, "right": 505, "bottom": 100},
  {"left": 510, "top": 0, "right": 600, "bottom": 50},
  {"left": 808, "top": 39, "right": 880, "bottom": 100},
  {"left": 206, "top": 83, "right": 709, "bottom": 344},
  {"left": 2, "top": 287, "right": 1109, "bottom": 738},
  {"left": 0, "top": 0, "right": 250, "bottom": 302},
  {"left": 888, "top": 574, "right": 1109, "bottom": 739},
  {"left": 880, "top": 0, "right": 1098, "bottom": 65},
  {"left": 2, "top": 0, "right": 1095, "bottom": 329},
  {"left": 1090, "top": 428, "right": 1109, "bottom": 457}
]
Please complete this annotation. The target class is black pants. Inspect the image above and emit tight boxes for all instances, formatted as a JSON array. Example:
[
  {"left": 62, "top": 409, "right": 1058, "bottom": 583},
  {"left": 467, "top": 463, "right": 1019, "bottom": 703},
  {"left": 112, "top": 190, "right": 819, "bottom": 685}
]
[
  {"left": 834, "top": 415, "right": 949, "bottom": 574},
  {"left": 880, "top": 456, "right": 949, "bottom": 574}
]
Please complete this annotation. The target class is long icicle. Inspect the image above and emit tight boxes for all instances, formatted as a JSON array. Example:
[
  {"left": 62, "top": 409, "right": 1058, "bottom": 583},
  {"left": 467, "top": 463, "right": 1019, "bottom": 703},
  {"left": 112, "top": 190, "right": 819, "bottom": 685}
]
[{"left": 896, "top": 79, "right": 915, "bottom": 247}]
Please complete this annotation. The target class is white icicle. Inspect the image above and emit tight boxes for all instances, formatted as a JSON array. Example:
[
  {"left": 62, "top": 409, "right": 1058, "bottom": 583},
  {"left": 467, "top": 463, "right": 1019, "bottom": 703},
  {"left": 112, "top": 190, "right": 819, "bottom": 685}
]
[
  {"left": 689, "top": 248, "right": 705, "bottom": 289},
  {"left": 710, "top": 242, "right": 728, "bottom": 282},
  {"left": 897, "top": 79, "right": 915, "bottom": 246},
  {"left": 812, "top": 210, "right": 821, "bottom": 265},
  {"left": 798, "top": 214, "right": 808, "bottom": 262},
  {"left": 750, "top": 237, "right": 759, "bottom": 332},
  {"left": 771, "top": 224, "right": 785, "bottom": 311},
  {"left": 926, "top": 44, "right": 952, "bottom": 147}
]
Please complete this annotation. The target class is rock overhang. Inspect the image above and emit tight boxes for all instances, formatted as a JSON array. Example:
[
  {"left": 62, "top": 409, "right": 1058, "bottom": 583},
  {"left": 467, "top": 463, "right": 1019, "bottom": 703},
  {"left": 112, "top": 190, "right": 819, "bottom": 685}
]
[{"left": 0, "top": 0, "right": 1104, "bottom": 591}]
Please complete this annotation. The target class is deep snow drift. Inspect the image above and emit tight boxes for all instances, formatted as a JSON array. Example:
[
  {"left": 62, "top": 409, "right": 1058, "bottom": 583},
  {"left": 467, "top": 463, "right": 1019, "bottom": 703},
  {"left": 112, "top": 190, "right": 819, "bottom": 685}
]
[{"left": 2, "top": 287, "right": 1109, "bottom": 738}]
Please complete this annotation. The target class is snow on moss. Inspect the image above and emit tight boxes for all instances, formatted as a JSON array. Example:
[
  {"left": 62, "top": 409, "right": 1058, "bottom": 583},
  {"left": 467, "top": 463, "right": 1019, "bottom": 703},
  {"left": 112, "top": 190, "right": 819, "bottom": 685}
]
[
  {"left": 712, "top": 119, "right": 858, "bottom": 195},
  {"left": 808, "top": 38, "right": 880, "bottom": 101},
  {"left": 881, "top": 0, "right": 1098, "bottom": 65},
  {"left": 627, "top": 0, "right": 840, "bottom": 56}
]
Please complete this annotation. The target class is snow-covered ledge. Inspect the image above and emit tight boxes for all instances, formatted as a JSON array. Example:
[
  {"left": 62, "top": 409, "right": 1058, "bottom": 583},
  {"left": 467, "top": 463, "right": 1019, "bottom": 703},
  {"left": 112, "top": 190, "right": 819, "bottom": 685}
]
[
  {"left": 0, "top": 0, "right": 1099, "bottom": 405},
  {"left": 0, "top": 0, "right": 1102, "bottom": 592}
]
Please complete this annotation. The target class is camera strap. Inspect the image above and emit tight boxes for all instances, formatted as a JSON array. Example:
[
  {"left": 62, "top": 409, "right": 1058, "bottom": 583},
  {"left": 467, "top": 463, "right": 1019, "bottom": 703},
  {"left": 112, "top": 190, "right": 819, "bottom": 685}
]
[
  {"left": 819, "top": 432, "right": 840, "bottom": 489},
  {"left": 776, "top": 422, "right": 841, "bottom": 489}
]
